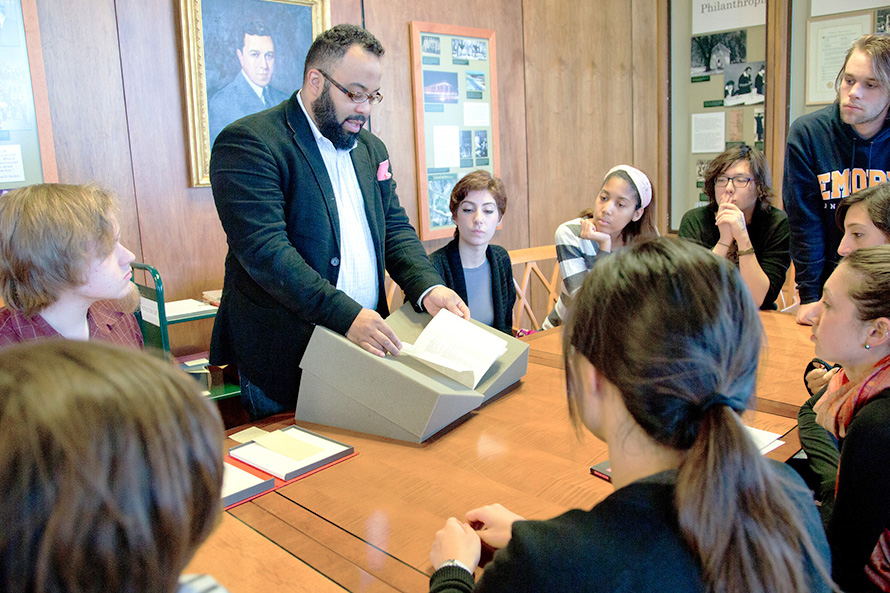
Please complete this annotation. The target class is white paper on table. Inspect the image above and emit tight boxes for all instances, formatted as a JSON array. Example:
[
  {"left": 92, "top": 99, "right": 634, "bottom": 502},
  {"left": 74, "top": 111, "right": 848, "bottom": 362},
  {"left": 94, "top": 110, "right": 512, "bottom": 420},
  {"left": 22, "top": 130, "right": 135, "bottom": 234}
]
[{"left": 745, "top": 425, "right": 785, "bottom": 455}]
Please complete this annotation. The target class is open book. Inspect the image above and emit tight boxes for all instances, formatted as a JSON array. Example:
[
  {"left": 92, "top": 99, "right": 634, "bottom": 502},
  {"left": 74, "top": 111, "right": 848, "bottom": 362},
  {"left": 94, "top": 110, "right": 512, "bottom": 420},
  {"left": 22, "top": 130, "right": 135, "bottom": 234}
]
[
  {"left": 228, "top": 425, "right": 354, "bottom": 481},
  {"left": 397, "top": 310, "right": 507, "bottom": 389}
]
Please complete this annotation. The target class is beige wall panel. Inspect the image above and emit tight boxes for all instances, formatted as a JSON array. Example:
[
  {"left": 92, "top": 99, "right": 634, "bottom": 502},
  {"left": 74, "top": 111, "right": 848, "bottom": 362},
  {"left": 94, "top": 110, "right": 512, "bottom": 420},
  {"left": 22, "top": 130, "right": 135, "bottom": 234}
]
[
  {"left": 113, "top": 0, "right": 222, "bottom": 354},
  {"left": 522, "top": 0, "right": 635, "bottom": 251},
  {"left": 36, "top": 0, "right": 142, "bottom": 261},
  {"left": 361, "top": 0, "right": 530, "bottom": 254},
  {"left": 631, "top": 0, "right": 668, "bottom": 231},
  {"left": 331, "top": 0, "right": 362, "bottom": 25}
]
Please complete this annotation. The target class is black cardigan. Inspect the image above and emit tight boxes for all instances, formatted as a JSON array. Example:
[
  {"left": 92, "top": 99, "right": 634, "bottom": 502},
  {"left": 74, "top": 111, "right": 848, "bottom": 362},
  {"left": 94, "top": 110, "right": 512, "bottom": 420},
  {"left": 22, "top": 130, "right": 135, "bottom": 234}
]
[{"left": 428, "top": 238, "right": 515, "bottom": 335}]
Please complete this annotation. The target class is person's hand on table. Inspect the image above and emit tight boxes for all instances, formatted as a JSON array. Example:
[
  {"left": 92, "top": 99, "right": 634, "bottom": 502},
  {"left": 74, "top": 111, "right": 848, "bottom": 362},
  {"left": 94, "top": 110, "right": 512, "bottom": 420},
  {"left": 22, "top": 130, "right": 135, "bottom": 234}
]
[
  {"left": 346, "top": 308, "right": 401, "bottom": 357},
  {"left": 465, "top": 503, "right": 525, "bottom": 550},
  {"left": 423, "top": 286, "right": 470, "bottom": 320},
  {"left": 430, "top": 517, "right": 481, "bottom": 572}
]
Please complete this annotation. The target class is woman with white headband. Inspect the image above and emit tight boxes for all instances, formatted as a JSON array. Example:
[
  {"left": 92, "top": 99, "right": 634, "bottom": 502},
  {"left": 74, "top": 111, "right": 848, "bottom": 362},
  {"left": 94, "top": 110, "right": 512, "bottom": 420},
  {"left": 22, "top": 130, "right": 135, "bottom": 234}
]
[
  {"left": 678, "top": 144, "right": 790, "bottom": 309},
  {"left": 542, "top": 165, "right": 657, "bottom": 329}
]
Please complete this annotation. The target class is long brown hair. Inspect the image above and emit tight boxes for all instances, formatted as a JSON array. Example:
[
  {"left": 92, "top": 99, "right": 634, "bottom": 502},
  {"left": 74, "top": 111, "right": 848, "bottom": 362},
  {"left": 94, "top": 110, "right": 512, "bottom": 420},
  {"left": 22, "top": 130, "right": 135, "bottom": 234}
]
[
  {"left": 564, "top": 237, "right": 837, "bottom": 593},
  {"left": 842, "top": 244, "right": 890, "bottom": 322},
  {"left": 0, "top": 340, "right": 224, "bottom": 593}
]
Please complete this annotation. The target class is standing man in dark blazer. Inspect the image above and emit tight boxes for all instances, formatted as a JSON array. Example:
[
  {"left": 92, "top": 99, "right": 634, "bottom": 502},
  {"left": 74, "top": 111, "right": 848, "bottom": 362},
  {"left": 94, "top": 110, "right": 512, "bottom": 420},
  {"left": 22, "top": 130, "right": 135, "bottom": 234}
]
[{"left": 210, "top": 24, "right": 468, "bottom": 420}]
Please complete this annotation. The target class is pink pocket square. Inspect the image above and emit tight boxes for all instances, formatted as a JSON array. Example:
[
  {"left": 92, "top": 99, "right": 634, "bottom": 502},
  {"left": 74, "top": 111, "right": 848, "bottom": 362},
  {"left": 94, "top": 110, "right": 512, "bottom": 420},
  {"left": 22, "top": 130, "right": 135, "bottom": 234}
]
[{"left": 377, "top": 160, "right": 392, "bottom": 181}]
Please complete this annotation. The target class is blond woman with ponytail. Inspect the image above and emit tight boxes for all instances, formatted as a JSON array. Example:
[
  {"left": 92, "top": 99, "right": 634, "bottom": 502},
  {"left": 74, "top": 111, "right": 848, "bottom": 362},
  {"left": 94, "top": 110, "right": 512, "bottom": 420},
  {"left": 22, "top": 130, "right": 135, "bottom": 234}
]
[{"left": 428, "top": 237, "right": 837, "bottom": 593}]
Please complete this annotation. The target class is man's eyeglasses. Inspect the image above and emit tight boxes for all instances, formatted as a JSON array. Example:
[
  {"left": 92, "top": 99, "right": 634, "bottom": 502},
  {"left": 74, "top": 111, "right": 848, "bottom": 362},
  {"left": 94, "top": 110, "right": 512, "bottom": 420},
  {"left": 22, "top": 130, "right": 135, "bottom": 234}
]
[
  {"left": 714, "top": 175, "right": 753, "bottom": 188},
  {"left": 319, "top": 70, "right": 383, "bottom": 105}
]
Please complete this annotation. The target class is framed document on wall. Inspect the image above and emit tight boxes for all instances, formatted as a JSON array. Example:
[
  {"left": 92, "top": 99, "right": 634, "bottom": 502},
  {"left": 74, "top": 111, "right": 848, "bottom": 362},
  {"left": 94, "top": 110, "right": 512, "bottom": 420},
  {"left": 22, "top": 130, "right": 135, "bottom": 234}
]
[
  {"left": 806, "top": 12, "right": 872, "bottom": 105},
  {"left": 179, "top": 0, "right": 329, "bottom": 187},
  {"left": 0, "top": 0, "right": 57, "bottom": 192},
  {"left": 409, "top": 21, "right": 499, "bottom": 240}
]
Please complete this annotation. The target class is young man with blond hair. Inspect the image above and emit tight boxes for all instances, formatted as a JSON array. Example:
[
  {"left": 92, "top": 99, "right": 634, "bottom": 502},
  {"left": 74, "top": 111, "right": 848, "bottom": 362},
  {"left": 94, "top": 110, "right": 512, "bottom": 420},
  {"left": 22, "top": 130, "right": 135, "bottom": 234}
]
[{"left": 784, "top": 34, "right": 890, "bottom": 324}]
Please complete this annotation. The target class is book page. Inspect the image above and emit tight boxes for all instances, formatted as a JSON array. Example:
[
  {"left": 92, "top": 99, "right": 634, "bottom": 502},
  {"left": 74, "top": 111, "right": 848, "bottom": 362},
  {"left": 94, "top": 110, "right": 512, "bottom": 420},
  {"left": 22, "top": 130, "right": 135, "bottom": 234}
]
[
  {"left": 229, "top": 426, "right": 270, "bottom": 444},
  {"left": 229, "top": 442, "right": 302, "bottom": 480},
  {"left": 280, "top": 426, "right": 350, "bottom": 453},
  {"left": 399, "top": 343, "right": 476, "bottom": 387},
  {"left": 254, "top": 431, "right": 324, "bottom": 462},
  {"left": 403, "top": 310, "right": 507, "bottom": 388},
  {"left": 221, "top": 462, "right": 267, "bottom": 498}
]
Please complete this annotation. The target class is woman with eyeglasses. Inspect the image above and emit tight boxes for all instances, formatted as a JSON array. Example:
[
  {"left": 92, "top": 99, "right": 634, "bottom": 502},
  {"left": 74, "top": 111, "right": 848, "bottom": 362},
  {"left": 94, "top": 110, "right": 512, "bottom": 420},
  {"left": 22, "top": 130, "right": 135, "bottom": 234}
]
[{"left": 678, "top": 144, "right": 790, "bottom": 309}]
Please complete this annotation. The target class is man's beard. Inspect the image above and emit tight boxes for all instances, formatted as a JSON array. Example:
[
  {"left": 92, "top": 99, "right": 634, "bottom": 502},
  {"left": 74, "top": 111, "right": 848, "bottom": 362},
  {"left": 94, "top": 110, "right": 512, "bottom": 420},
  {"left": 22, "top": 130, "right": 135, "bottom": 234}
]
[{"left": 313, "top": 84, "right": 366, "bottom": 150}]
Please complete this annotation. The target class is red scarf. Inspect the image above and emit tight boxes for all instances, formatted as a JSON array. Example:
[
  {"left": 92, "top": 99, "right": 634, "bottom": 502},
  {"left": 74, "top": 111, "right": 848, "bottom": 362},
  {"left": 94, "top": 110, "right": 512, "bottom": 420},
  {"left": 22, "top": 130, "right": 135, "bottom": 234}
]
[
  {"left": 814, "top": 354, "right": 890, "bottom": 439},
  {"left": 814, "top": 354, "right": 890, "bottom": 591}
]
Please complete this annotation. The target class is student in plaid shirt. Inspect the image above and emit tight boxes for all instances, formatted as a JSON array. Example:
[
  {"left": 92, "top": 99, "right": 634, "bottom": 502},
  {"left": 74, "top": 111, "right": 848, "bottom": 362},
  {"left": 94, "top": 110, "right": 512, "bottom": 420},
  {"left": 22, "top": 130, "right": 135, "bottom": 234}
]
[{"left": 0, "top": 183, "right": 142, "bottom": 348}]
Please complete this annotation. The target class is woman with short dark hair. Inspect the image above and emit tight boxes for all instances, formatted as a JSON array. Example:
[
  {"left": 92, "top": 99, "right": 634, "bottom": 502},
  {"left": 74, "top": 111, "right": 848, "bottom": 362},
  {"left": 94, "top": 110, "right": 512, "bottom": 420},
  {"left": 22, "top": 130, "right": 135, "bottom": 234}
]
[{"left": 429, "top": 170, "right": 514, "bottom": 335}]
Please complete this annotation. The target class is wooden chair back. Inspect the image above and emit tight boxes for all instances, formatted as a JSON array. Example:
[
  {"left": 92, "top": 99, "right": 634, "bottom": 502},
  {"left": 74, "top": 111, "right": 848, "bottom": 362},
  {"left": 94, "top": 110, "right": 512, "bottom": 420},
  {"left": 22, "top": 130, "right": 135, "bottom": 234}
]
[
  {"left": 778, "top": 261, "right": 799, "bottom": 314},
  {"left": 508, "top": 245, "right": 561, "bottom": 331},
  {"left": 384, "top": 272, "right": 404, "bottom": 311}
]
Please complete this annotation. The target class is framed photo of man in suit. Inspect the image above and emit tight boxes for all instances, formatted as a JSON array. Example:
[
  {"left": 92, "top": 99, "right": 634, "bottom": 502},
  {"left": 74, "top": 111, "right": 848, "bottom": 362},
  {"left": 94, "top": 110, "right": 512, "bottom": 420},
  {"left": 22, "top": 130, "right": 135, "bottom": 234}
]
[{"left": 179, "top": 0, "right": 330, "bottom": 187}]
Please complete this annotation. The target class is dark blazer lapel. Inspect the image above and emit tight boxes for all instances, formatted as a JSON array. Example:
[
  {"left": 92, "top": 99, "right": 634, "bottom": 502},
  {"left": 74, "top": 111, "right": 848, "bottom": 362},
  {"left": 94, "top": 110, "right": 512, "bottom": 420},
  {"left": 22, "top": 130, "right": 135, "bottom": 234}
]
[
  {"left": 350, "top": 140, "right": 382, "bottom": 251},
  {"left": 285, "top": 95, "right": 341, "bottom": 245}
]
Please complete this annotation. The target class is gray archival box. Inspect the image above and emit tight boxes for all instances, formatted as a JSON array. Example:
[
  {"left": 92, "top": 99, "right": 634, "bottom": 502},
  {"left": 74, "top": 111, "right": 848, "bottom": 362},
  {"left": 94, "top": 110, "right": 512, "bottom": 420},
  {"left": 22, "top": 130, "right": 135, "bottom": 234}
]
[{"left": 296, "top": 304, "right": 529, "bottom": 442}]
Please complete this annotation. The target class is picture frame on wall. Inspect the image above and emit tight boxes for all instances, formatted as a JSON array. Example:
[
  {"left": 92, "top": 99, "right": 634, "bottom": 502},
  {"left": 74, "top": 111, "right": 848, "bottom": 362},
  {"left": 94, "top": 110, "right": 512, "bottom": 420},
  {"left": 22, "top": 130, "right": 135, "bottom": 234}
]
[
  {"left": 179, "top": 0, "right": 329, "bottom": 187},
  {"left": 0, "top": 0, "right": 57, "bottom": 192},
  {"left": 806, "top": 11, "right": 872, "bottom": 105},
  {"left": 409, "top": 21, "right": 499, "bottom": 240}
]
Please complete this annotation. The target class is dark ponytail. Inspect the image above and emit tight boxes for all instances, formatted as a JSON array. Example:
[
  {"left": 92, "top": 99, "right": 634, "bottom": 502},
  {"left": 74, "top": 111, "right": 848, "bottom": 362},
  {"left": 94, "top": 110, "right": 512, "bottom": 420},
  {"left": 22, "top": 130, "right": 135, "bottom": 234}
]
[
  {"left": 564, "top": 237, "right": 837, "bottom": 593},
  {"left": 677, "top": 406, "right": 827, "bottom": 593}
]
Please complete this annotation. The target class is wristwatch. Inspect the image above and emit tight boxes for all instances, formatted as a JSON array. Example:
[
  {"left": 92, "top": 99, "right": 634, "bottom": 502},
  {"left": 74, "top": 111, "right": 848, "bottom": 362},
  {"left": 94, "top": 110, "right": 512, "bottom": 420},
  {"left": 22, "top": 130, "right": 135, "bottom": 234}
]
[{"left": 438, "top": 559, "right": 472, "bottom": 573}]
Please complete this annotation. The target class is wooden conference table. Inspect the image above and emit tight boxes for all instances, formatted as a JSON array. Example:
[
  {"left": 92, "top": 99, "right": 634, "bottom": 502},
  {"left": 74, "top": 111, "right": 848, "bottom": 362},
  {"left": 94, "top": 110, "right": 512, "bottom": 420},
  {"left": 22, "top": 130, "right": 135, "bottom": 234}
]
[{"left": 186, "top": 311, "right": 816, "bottom": 593}]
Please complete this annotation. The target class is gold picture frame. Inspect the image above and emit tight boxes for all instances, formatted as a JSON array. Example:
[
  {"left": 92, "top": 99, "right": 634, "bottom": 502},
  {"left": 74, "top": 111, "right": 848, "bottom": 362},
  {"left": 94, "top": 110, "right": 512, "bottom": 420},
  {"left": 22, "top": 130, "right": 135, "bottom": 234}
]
[{"left": 179, "top": 0, "right": 329, "bottom": 187}]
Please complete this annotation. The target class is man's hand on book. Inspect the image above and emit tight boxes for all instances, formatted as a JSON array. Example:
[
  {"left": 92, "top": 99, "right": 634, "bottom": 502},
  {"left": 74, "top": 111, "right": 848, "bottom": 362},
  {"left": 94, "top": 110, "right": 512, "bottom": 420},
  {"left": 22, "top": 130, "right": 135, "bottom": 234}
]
[
  {"left": 423, "top": 286, "right": 471, "bottom": 320},
  {"left": 346, "top": 309, "right": 402, "bottom": 357}
]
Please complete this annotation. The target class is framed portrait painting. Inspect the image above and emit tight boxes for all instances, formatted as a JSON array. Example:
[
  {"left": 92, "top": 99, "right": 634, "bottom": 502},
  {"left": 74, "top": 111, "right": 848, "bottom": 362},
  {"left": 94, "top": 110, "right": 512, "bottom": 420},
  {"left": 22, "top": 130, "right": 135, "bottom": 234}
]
[{"left": 180, "top": 0, "right": 329, "bottom": 186}]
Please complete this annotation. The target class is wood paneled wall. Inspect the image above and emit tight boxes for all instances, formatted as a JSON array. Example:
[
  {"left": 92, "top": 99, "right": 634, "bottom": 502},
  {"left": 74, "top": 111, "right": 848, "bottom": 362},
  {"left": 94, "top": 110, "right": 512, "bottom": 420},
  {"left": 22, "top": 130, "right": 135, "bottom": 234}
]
[
  {"left": 34, "top": 0, "right": 661, "bottom": 354},
  {"left": 522, "top": 0, "right": 664, "bottom": 250}
]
